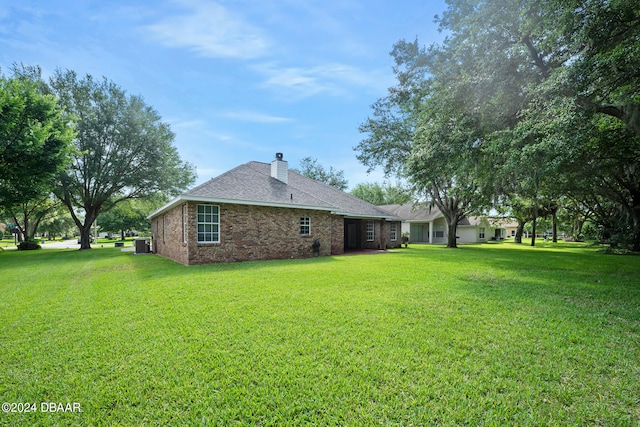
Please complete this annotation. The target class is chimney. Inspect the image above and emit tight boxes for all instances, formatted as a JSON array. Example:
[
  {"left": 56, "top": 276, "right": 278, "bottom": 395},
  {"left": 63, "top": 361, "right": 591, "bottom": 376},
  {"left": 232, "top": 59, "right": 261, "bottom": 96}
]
[{"left": 271, "top": 152, "right": 288, "bottom": 184}]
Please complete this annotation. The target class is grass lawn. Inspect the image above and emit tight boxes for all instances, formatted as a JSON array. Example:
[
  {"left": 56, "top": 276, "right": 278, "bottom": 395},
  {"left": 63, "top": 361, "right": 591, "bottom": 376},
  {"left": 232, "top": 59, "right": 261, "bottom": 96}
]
[{"left": 1, "top": 242, "right": 639, "bottom": 425}]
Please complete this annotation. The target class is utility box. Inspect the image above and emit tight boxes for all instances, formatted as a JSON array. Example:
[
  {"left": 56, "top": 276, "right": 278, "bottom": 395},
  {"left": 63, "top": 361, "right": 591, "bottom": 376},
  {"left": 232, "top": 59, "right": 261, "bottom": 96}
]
[{"left": 135, "top": 238, "right": 150, "bottom": 254}]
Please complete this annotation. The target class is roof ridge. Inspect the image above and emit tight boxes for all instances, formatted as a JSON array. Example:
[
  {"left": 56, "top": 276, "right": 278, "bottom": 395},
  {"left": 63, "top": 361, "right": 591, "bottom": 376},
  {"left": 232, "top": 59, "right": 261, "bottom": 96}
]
[{"left": 185, "top": 162, "right": 253, "bottom": 195}]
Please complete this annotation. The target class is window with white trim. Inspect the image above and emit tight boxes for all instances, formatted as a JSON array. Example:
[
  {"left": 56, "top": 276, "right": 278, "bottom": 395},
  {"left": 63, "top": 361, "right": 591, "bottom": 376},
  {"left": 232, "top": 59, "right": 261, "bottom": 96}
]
[
  {"left": 366, "top": 221, "right": 375, "bottom": 241},
  {"left": 390, "top": 222, "right": 398, "bottom": 241},
  {"left": 300, "top": 217, "right": 310, "bottom": 235},
  {"left": 197, "top": 204, "right": 220, "bottom": 243},
  {"left": 479, "top": 227, "right": 485, "bottom": 239}
]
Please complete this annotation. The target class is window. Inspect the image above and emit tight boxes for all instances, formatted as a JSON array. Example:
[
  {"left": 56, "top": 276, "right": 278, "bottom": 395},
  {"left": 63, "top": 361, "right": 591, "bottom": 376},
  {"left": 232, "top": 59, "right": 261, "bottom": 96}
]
[
  {"left": 366, "top": 221, "right": 375, "bottom": 241},
  {"left": 197, "top": 204, "right": 220, "bottom": 243},
  {"left": 182, "top": 204, "right": 188, "bottom": 243},
  {"left": 434, "top": 225, "right": 444, "bottom": 238},
  {"left": 479, "top": 227, "right": 485, "bottom": 239},
  {"left": 300, "top": 217, "right": 310, "bottom": 235},
  {"left": 390, "top": 222, "right": 398, "bottom": 241}
]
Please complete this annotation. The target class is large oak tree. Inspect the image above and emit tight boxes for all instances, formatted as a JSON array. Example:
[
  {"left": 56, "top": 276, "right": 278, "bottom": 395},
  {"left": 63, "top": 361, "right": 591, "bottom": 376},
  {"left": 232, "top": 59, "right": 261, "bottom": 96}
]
[{"left": 49, "top": 70, "right": 196, "bottom": 249}]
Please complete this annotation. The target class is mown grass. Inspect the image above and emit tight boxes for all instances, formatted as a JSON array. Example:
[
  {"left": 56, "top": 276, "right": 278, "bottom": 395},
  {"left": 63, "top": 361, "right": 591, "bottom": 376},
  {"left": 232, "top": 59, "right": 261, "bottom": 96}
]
[{"left": 1, "top": 243, "right": 639, "bottom": 426}]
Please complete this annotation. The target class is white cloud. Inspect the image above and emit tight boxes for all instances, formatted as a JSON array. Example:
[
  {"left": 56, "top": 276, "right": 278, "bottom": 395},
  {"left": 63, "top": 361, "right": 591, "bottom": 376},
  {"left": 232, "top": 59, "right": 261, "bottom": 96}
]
[
  {"left": 254, "top": 62, "right": 392, "bottom": 99},
  {"left": 144, "top": 0, "right": 270, "bottom": 59},
  {"left": 220, "top": 110, "right": 292, "bottom": 123}
]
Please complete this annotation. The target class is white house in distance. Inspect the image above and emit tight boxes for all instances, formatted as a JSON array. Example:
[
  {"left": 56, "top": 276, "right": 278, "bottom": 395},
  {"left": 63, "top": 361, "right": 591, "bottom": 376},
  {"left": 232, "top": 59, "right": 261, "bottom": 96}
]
[{"left": 379, "top": 204, "right": 510, "bottom": 244}]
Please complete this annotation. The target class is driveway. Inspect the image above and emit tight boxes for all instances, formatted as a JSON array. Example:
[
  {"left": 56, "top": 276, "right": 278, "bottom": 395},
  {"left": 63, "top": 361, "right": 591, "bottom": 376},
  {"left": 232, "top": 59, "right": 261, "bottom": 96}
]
[{"left": 41, "top": 239, "right": 81, "bottom": 249}]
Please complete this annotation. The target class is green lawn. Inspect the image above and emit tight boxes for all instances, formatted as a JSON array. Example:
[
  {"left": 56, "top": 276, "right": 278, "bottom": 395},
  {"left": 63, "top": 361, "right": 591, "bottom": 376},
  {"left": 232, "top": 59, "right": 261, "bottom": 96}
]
[{"left": 1, "top": 243, "right": 639, "bottom": 426}]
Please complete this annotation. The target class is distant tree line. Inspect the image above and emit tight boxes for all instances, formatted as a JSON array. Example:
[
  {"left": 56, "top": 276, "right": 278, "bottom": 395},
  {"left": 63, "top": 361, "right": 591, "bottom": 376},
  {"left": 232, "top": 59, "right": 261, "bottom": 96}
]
[{"left": 356, "top": 0, "right": 640, "bottom": 251}]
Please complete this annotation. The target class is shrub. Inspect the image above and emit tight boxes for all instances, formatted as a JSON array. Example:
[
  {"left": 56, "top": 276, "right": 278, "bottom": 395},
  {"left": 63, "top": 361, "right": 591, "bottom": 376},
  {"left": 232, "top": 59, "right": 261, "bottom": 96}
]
[{"left": 17, "top": 241, "right": 41, "bottom": 251}]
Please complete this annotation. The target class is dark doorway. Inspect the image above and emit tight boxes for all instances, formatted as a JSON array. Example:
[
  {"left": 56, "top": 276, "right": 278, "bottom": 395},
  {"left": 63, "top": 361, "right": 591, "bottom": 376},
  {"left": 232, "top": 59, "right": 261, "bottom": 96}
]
[{"left": 344, "top": 219, "right": 362, "bottom": 250}]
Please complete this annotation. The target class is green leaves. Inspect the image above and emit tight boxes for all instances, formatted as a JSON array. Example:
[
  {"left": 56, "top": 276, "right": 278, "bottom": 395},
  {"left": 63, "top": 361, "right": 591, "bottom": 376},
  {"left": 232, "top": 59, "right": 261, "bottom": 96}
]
[
  {"left": 0, "top": 72, "right": 75, "bottom": 210},
  {"left": 48, "top": 70, "right": 196, "bottom": 248}
]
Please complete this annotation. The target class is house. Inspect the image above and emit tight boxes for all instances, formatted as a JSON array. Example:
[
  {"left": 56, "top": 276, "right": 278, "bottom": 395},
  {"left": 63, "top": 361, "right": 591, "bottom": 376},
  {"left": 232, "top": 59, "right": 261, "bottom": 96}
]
[
  {"left": 148, "top": 154, "right": 401, "bottom": 265},
  {"left": 379, "top": 204, "right": 508, "bottom": 244}
]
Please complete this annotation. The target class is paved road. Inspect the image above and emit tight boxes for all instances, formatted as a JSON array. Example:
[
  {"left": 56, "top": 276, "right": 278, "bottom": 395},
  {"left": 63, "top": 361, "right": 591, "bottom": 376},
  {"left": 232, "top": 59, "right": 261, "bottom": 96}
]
[{"left": 42, "top": 239, "right": 81, "bottom": 249}]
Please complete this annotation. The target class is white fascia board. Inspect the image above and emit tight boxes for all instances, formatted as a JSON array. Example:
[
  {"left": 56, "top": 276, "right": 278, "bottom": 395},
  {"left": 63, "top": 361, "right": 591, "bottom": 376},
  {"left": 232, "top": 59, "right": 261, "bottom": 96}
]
[
  {"left": 336, "top": 212, "right": 399, "bottom": 221},
  {"left": 147, "top": 195, "right": 336, "bottom": 219}
]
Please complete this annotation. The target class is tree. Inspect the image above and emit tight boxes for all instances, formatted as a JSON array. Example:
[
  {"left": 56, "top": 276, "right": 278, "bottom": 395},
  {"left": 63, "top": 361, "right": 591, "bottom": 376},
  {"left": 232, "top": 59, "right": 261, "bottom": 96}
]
[
  {"left": 350, "top": 182, "right": 412, "bottom": 205},
  {"left": 357, "top": 39, "right": 491, "bottom": 248},
  {"left": 0, "top": 70, "right": 75, "bottom": 216},
  {"left": 38, "top": 206, "right": 76, "bottom": 239},
  {"left": 49, "top": 70, "right": 196, "bottom": 249},
  {"left": 7, "top": 195, "right": 58, "bottom": 242},
  {"left": 293, "top": 157, "right": 348, "bottom": 190},
  {"left": 425, "top": 0, "right": 640, "bottom": 249},
  {"left": 98, "top": 197, "right": 165, "bottom": 239}
]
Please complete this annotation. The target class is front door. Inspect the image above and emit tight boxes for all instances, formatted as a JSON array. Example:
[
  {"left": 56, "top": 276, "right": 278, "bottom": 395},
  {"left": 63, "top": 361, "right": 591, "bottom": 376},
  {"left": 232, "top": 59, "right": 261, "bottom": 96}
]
[
  {"left": 347, "top": 223, "right": 357, "bottom": 249},
  {"left": 344, "top": 219, "right": 361, "bottom": 250}
]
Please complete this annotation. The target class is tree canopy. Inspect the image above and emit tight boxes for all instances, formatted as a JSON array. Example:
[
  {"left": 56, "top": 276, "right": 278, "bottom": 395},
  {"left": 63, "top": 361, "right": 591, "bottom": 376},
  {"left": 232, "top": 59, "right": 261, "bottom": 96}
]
[
  {"left": 350, "top": 182, "right": 412, "bottom": 206},
  {"left": 0, "top": 70, "right": 75, "bottom": 215},
  {"left": 293, "top": 157, "right": 348, "bottom": 190},
  {"left": 49, "top": 70, "right": 196, "bottom": 249},
  {"left": 357, "top": 0, "right": 640, "bottom": 250}
]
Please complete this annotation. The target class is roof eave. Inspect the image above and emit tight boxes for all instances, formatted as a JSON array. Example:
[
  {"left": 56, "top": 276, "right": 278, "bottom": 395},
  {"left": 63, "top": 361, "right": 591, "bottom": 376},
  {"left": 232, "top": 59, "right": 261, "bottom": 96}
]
[{"left": 148, "top": 194, "right": 338, "bottom": 218}]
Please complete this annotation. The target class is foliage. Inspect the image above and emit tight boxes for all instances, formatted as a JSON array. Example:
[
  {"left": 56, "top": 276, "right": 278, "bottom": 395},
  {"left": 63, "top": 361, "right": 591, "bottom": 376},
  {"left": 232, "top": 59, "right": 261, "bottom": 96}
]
[
  {"left": 293, "top": 157, "right": 348, "bottom": 190},
  {"left": 98, "top": 196, "right": 166, "bottom": 238},
  {"left": 16, "top": 240, "right": 41, "bottom": 250},
  {"left": 358, "top": 0, "right": 640, "bottom": 250},
  {"left": 37, "top": 206, "right": 76, "bottom": 239},
  {"left": 0, "top": 244, "right": 639, "bottom": 425},
  {"left": 6, "top": 194, "right": 60, "bottom": 241},
  {"left": 48, "top": 70, "right": 196, "bottom": 249},
  {"left": 350, "top": 181, "right": 412, "bottom": 205},
  {"left": 0, "top": 68, "right": 75, "bottom": 213},
  {"left": 357, "top": 39, "right": 492, "bottom": 247}
]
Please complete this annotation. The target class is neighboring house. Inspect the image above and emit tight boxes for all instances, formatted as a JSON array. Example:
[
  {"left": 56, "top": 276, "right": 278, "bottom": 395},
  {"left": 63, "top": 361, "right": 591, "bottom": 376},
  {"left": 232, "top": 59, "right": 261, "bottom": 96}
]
[
  {"left": 148, "top": 154, "right": 401, "bottom": 265},
  {"left": 379, "top": 204, "right": 509, "bottom": 244}
]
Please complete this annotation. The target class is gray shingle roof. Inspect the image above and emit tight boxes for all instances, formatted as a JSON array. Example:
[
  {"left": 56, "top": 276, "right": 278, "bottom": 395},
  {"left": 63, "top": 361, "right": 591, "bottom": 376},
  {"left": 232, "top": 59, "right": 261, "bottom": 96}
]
[
  {"left": 378, "top": 203, "right": 443, "bottom": 221},
  {"left": 151, "top": 161, "right": 397, "bottom": 219}
]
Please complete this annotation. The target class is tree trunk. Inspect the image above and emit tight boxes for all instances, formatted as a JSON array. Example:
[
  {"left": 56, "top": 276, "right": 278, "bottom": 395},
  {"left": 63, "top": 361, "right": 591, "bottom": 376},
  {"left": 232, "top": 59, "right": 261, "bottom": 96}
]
[
  {"left": 446, "top": 221, "right": 458, "bottom": 248},
  {"left": 78, "top": 223, "right": 93, "bottom": 249},
  {"left": 515, "top": 221, "right": 526, "bottom": 244},
  {"left": 77, "top": 210, "right": 97, "bottom": 250},
  {"left": 531, "top": 216, "right": 537, "bottom": 247},
  {"left": 552, "top": 209, "right": 558, "bottom": 243}
]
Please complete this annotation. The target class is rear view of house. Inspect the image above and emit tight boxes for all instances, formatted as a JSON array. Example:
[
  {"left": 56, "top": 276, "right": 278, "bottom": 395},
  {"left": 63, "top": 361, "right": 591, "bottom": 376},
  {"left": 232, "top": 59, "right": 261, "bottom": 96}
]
[{"left": 149, "top": 154, "right": 401, "bottom": 265}]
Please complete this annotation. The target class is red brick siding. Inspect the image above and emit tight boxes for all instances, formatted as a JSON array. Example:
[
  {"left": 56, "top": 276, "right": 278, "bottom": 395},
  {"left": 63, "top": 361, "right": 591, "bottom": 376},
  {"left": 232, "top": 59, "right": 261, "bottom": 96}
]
[
  {"left": 151, "top": 204, "right": 189, "bottom": 264},
  {"left": 151, "top": 202, "right": 399, "bottom": 264},
  {"left": 330, "top": 215, "right": 345, "bottom": 255},
  {"left": 151, "top": 202, "right": 335, "bottom": 265}
]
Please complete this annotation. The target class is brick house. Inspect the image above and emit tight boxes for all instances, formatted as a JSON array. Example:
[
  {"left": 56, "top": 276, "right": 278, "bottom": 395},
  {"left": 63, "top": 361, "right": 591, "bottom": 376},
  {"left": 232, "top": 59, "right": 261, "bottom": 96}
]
[{"left": 148, "top": 154, "right": 400, "bottom": 265}]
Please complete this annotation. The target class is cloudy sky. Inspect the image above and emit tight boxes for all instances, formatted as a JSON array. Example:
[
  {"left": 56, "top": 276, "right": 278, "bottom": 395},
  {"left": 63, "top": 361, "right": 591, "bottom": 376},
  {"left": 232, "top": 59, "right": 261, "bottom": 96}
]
[{"left": 0, "top": 0, "right": 447, "bottom": 188}]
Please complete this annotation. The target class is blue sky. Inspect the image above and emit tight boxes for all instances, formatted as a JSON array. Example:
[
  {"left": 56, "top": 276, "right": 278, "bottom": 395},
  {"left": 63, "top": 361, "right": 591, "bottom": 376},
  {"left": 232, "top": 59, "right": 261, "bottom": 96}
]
[{"left": 0, "top": 0, "right": 447, "bottom": 189}]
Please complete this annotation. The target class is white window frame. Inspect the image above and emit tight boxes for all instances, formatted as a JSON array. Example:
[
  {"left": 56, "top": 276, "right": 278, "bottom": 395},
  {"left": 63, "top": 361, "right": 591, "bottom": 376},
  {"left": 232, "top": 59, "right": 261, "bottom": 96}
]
[
  {"left": 366, "top": 221, "right": 375, "bottom": 241},
  {"left": 479, "top": 227, "right": 485, "bottom": 239},
  {"left": 197, "top": 204, "right": 220, "bottom": 243},
  {"left": 300, "top": 217, "right": 310, "bottom": 235},
  {"left": 390, "top": 222, "right": 398, "bottom": 241}
]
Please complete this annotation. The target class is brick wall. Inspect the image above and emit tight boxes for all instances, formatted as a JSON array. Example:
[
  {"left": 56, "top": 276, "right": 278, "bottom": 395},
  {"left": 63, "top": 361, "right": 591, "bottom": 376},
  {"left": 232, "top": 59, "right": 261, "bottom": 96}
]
[
  {"left": 330, "top": 215, "right": 344, "bottom": 255},
  {"left": 152, "top": 202, "right": 336, "bottom": 265},
  {"left": 151, "top": 203, "right": 188, "bottom": 264},
  {"left": 151, "top": 202, "right": 401, "bottom": 265}
]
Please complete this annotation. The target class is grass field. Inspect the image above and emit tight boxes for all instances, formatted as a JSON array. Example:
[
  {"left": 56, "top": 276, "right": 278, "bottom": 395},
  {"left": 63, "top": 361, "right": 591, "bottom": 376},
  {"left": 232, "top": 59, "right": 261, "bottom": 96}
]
[{"left": 1, "top": 242, "right": 639, "bottom": 425}]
